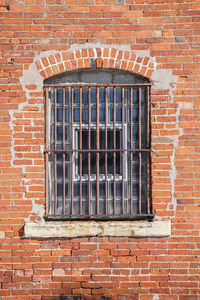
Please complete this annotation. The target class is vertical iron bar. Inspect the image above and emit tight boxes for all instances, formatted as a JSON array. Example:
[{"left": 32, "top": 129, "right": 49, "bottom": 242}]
[
  {"left": 138, "top": 87, "right": 142, "bottom": 214},
  {"left": 130, "top": 87, "right": 133, "bottom": 214},
  {"left": 79, "top": 87, "right": 82, "bottom": 215},
  {"left": 105, "top": 87, "right": 108, "bottom": 215},
  {"left": 88, "top": 87, "right": 91, "bottom": 215},
  {"left": 54, "top": 88, "right": 57, "bottom": 215},
  {"left": 71, "top": 87, "right": 74, "bottom": 215},
  {"left": 62, "top": 87, "right": 65, "bottom": 215},
  {"left": 146, "top": 86, "right": 150, "bottom": 214},
  {"left": 113, "top": 87, "right": 116, "bottom": 214},
  {"left": 122, "top": 87, "right": 124, "bottom": 214},
  {"left": 96, "top": 87, "right": 100, "bottom": 215},
  {"left": 45, "top": 87, "right": 49, "bottom": 215}
]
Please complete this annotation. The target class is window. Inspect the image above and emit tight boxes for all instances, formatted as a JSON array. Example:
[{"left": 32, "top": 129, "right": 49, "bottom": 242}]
[{"left": 44, "top": 70, "right": 152, "bottom": 220}]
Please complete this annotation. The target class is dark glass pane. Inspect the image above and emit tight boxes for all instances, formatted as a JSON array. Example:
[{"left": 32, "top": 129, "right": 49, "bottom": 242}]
[
  {"left": 141, "top": 105, "right": 146, "bottom": 123},
  {"left": 73, "top": 201, "right": 80, "bottom": 215},
  {"left": 99, "top": 182, "right": 105, "bottom": 199},
  {"left": 109, "top": 107, "right": 113, "bottom": 122},
  {"left": 82, "top": 130, "right": 88, "bottom": 149},
  {"left": 82, "top": 107, "right": 88, "bottom": 123},
  {"left": 74, "top": 108, "right": 79, "bottom": 122},
  {"left": 65, "top": 127, "right": 69, "bottom": 141},
  {"left": 141, "top": 87, "right": 146, "bottom": 104},
  {"left": 91, "top": 87, "right": 96, "bottom": 104},
  {"left": 65, "top": 87, "right": 69, "bottom": 105},
  {"left": 91, "top": 153, "right": 96, "bottom": 174},
  {"left": 99, "top": 107, "right": 105, "bottom": 122},
  {"left": 91, "top": 107, "right": 96, "bottom": 122},
  {"left": 91, "top": 182, "right": 96, "bottom": 199},
  {"left": 82, "top": 152, "right": 88, "bottom": 175},
  {"left": 57, "top": 107, "right": 63, "bottom": 122},
  {"left": 107, "top": 152, "right": 113, "bottom": 174},
  {"left": 65, "top": 163, "right": 69, "bottom": 178},
  {"left": 132, "top": 182, "right": 139, "bottom": 198},
  {"left": 107, "top": 130, "right": 114, "bottom": 149},
  {"left": 82, "top": 183, "right": 88, "bottom": 199},
  {"left": 100, "top": 130, "right": 105, "bottom": 149},
  {"left": 116, "top": 130, "right": 120, "bottom": 149},
  {"left": 57, "top": 126, "right": 63, "bottom": 142},
  {"left": 82, "top": 87, "right": 88, "bottom": 104},
  {"left": 57, "top": 182, "right": 63, "bottom": 198},
  {"left": 116, "top": 152, "right": 120, "bottom": 174},
  {"left": 132, "top": 88, "right": 138, "bottom": 104},
  {"left": 100, "top": 152, "right": 104, "bottom": 174},
  {"left": 74, "top": 88, "right": 80, "bottom": 104},
  {"left": 132, "top": 106, "right": 139, "bottom": 123},
  {"left": 56, "top": 152, "right": 63, "bottom": 162},
  {"left": 116, "top": 182, "right": 122, "bottom": 198},
  {"left": 82, "top": 201, "right": 88, "bottom": 215},
  {"left": 99, "top": 87, "right": 105, "bottom": 104},
  {"left": 91, "top": 130, "right": 96, "bottom": 149},
  {"left": 74, "top": 183, "right": 79, "bottom": 198},
  {"left": 124, "top": 87, "right": 130, "bottom": 105},
  {"left": 116, "top": 87, "right": 122, "bottom": 104},
  {"left": 132, "top": 125, "right": 139, "bottom": 141},
  {"left": 132, "top": 161, "right": 139, "bottom": 179},
  {"left": 57, "top": 164, "right": 63, "bottom": 179},
  {"left": 65, "top": 107, "right": 69, "bottom": 123},
  {"left": 116, "top": 107, "right": 122, "bottom": 122},
  {"left": 108, "top": 87, "right": 113, "bottom": 104},
  {"left": 57, "top": 88, "right": 63, "bottom": 104}
]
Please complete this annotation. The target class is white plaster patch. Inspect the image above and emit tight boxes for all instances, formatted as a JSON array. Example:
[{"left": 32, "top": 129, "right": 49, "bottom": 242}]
[
  {"left": 151, "top": 69, "right": 177, "bottom": 91},
  {"left": 24, "top": 220, "right": 171, "bottom": 238},
  {"left": 0, "top": 231, "right": 5, "bottom": 238}
]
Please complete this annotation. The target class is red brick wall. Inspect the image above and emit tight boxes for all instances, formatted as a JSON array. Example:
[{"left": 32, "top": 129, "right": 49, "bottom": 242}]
[{"left": 0, "top": 0, "right": 200, "bottom": 299}]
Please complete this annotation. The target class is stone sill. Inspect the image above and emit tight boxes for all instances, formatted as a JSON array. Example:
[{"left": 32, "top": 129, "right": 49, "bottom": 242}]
[{"left": 24, "top": 220, "right": 171, "bottom": 238}]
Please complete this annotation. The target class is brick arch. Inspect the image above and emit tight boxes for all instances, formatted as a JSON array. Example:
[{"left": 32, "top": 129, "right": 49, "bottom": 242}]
[{"left": 35, "top": 47, "right": 155, "bottom": 80}]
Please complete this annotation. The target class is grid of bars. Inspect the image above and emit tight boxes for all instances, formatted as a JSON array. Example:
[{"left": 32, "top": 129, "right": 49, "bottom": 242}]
[{"left": 44, "top": 83, "right": 152, "bottom": 220}]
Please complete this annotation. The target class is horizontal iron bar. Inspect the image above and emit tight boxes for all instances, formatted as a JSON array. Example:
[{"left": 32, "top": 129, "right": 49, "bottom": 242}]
[
  {"left": 45, "top": 214, "right": 154, "bottom": 221},
  {"left": 44, "top": 83, "right": 152, "bottom": 87},
  {"left": 45, "top": 148, "right": 151, "bottom": 153}
]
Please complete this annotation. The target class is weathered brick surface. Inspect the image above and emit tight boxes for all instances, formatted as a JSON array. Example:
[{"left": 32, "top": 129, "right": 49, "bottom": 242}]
[{"left": 0, "top": 0, "right": 200, "bottom": 299}]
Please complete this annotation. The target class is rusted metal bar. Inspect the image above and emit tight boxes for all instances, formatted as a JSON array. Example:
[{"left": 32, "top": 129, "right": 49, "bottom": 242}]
[
  {"left": 96, "top": 87, "right": 100, "bottom": 215},
  {"left": 122, "top": 87, "right": 124, "bottom": 214},
  {"left": 45, "top": 83, "right": 152, "bottom": 87},
  {"left": 113, "top": 87, "right": 116, "bottom": 214},
  {"left": 71, "top": 87, "right": 74, "bottom": 215},
  {"left": 54, "top": 88, "right": 57, "bottom": 215},
  {"left": 45, "top": 213, "right": 154, "bottom": 220},
  {"left": 147, "top": 86, "right": 150, "bottom": 214},
  {"left": 138, "top": 87, "right": 142, "bottom": 214},
  {"left": 130, "top": 87, "right": 133, "bottom": 214},
  {"left": 79, "top": 87, "right": 82, "bottom": 215},
  {"left": 88, "top": 87, "right": 91, "bottom": 215},
  {"left": 45, "top": 148, "right": 151, "bottom": 153},
  {"left": 45, "top": 87, "right": 49, "bottom": 215},
  {"left": 62, "top": 87, "right": 65, "bottom": 215},
  {"left": 105, "top": 87, "right": 108, "bottom": 215}
]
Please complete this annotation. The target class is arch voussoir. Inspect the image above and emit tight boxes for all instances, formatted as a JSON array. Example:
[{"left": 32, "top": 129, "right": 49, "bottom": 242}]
[{"left": 35, "top": 47, "right": 155, "bottom": 80}]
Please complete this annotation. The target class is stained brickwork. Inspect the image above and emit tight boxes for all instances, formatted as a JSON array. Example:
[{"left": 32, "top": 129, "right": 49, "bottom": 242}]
[{"left": 0, "top": 1, "right": 200, "bottom": 299}]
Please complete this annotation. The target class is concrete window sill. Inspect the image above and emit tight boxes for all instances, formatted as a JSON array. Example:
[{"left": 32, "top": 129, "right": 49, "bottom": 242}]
[{"left": 24, "top": 220, "right": 171, "bottom": 238}]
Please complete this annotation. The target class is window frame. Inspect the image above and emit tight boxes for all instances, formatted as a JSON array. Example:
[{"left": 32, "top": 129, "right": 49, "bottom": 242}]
[{"left": 44, "top": 83, "right": 153, "bottom": 221}]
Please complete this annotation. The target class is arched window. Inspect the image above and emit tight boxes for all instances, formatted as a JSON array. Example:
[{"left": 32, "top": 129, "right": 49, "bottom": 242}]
[{"left": 44, "top": 69, "right": 152, "bottom": 219}]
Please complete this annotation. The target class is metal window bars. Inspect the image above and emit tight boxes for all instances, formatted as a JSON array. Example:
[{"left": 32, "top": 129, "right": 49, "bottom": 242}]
[{"left": 44, "top": 83, "right": 153, "bottom": 220}]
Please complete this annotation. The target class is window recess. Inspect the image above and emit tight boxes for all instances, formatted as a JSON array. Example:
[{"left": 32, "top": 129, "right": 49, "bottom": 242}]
[{"left": 44, "top": 83, "right": 152, "bottom": 220}]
